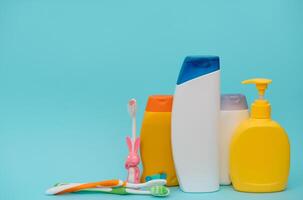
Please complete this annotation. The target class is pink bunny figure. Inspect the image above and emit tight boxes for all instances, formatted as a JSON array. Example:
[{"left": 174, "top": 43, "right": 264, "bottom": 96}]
[{"left": 125, "top": 136, "right": 140, "bottom": 183}]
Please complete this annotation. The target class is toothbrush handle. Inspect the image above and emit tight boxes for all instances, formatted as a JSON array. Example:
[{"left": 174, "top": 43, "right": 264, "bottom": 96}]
[
  {"left": 56, "top": 180, "right": 123, "bottom": 195},
  {"left": 83, "top": 187, "right": 129, "bottom": 195},
  {"left": 127, "top": 166, "right": 140, "bottom": 184},
  {"left": 76, "top": 187, "right": 148, "bottom": 195},
  {"left": 132, "top": 116, "right": 136, "bottom": 145}
]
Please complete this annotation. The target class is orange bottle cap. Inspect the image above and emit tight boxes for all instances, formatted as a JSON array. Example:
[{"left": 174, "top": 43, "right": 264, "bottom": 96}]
[{"left": 145, "top": 95, "right": 173, "bottom": 112}]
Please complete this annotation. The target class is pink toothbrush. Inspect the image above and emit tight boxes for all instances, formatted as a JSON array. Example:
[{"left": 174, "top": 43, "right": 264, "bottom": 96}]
[{"left": 125, "top": 99, "right": 140, "bottom": 183}]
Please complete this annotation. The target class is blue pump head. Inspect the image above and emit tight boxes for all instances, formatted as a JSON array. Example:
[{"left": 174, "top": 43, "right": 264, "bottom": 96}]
[{"left": 177, "top": 56, "right": 220, "bottom": 85}]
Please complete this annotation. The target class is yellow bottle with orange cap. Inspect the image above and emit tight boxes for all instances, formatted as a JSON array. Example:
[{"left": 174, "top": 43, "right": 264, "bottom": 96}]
[
  {"left": 230, "top": 78, "right": 290, "bottom": 192},
  {"left": 140, "top": 95, "right": 178, "bottom": 186}
]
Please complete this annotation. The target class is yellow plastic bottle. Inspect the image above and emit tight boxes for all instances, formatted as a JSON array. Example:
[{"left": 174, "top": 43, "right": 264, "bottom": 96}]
[
  {"left": 140, "top": 95, "right": 178, "bottom": 186},
  {"left": 230, "top": 78, "right": 290, "bottom": 193}
]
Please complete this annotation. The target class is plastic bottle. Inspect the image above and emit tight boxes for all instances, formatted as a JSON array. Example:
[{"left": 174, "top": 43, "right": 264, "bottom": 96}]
[
  {"left": 219, "top": 94, "right": 249, "bottom": 185},
  {"left": 230, "top": 78, "right": 290, "bottom": 192},
  {"left": 172, "top": 56, "right": 220, "bottom": 192},
  {"left": 140, "top": 95, "right": 178, "bottom": 186}
]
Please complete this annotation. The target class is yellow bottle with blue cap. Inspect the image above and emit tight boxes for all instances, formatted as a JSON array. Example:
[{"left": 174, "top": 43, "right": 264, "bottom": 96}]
[
  {"left": 140, "top": 95, "right": 178, "bottom": 186},
  {"left": 230, "top": 78, "right": 290, "bottom": 193}
]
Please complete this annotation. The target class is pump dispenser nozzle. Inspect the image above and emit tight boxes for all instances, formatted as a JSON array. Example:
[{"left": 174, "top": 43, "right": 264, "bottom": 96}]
[
  {"left": 242, "top": 78, "right": 272, "bottom": 119},
  {"left": 242, "top": 78, "right": 272, "bottom": 99}
]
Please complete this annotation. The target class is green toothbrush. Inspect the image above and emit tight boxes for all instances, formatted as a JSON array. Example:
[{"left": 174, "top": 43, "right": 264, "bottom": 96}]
[
  {"left": 84, "top": 185, "right": 169, "bottom": 197},
  {"left": 54, "top": 183, "right": 169, "bottom": 197}
]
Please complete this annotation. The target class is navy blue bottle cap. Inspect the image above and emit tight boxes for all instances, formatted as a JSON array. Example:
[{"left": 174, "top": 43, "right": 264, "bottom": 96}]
[{"left": 177, "top": 56, "right": 220, "bottom": 85}]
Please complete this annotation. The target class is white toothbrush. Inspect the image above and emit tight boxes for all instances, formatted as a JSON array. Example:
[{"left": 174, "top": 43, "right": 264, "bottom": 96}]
[
  {"left": 124, "top": 179, "right": 166, "bottom": 189},
  {"left": 128, "top": 98, "right": 137, "bottom": 148}
]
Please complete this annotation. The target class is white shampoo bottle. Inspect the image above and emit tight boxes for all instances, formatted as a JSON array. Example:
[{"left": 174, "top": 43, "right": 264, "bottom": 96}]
[
  {"left": 172, "top": 56, "right": 220, "bottom": 192},
  {"left": 219, "top": 94, "right": 249, "bottom": 185}
]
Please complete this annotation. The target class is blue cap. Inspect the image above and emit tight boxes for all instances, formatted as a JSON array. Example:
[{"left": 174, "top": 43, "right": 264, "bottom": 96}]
[{"left": 177, "top": 56, "right": 220, "bottom": 85}]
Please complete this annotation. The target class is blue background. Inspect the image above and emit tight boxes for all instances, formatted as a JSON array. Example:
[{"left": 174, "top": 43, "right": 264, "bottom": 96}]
[{"left": 0, "top": 0, "right": 302, "bottom": 199}]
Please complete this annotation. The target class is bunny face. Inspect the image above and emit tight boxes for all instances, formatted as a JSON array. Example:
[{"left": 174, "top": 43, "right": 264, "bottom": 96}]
[
  {"left": 125, "top": 136, "right": 140, "bottom": 169},
  {"left": 125, "top": 152, "right": 140, "bottom": 168}
]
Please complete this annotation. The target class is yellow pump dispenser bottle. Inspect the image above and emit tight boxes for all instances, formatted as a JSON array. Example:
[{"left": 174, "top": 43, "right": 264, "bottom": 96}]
[{"left": 230, "top": 78, "right": 290, "bottom": 193}]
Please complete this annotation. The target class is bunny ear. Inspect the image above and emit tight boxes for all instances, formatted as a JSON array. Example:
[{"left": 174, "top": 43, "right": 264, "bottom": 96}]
[
  {"left": 126, "top": 136, "right": 133, "bottom": 152},
  {"left": 134, "top": 137, "right": 140, "bottom": 153}
]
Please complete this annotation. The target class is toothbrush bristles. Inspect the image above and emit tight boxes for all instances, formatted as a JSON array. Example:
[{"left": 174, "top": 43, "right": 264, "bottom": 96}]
[
  {"left": 128, "top": 99, "right": 136, "bottom": 117},
  {"left": 150, "top": 186, "right": 170, "bottom": 197}
]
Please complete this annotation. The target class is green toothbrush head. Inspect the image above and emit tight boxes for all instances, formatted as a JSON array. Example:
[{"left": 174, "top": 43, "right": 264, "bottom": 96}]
[{"left": 150, "top": 185, "right": 170, "bottom": 197}]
